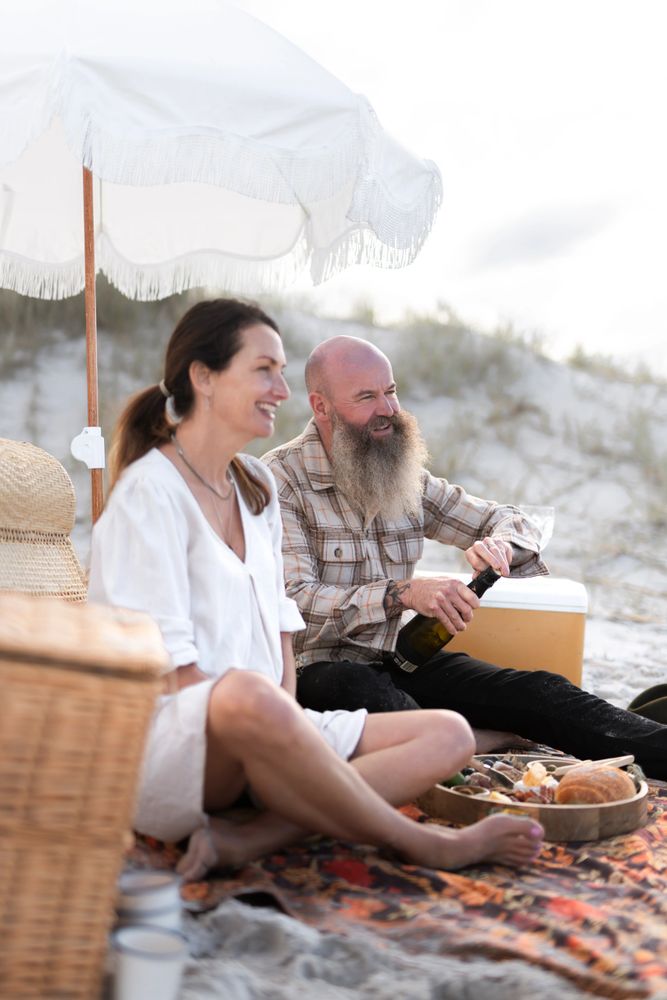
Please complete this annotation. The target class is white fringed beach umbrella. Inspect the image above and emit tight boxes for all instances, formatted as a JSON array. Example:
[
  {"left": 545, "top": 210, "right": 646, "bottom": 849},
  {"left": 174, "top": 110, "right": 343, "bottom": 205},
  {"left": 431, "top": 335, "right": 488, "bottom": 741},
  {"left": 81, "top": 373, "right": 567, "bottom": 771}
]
[{"left": 0, "top": 0, "right": 442, "bottom": 519}]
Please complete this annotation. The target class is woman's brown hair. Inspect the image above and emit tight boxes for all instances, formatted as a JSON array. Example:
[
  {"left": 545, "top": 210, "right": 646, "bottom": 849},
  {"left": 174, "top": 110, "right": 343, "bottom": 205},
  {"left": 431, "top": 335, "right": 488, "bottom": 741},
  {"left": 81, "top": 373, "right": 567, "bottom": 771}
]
[{"left": 108, "top": 298, "right": 280, "bottom": 513}]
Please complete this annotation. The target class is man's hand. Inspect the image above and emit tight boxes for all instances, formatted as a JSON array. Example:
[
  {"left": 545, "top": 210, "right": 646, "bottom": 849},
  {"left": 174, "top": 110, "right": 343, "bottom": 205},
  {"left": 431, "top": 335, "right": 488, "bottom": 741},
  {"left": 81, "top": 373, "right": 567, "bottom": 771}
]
[
  {"left": 465, "top": 536, "right": 513, "bottom": 577},
  {"left": 396, "top": 576, "right": 479, "bottom": 635}
]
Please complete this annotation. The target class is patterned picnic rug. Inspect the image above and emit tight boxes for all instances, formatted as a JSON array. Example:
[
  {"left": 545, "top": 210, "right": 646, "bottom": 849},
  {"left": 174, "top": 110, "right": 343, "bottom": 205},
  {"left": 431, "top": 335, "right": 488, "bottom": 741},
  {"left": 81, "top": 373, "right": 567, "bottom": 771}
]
[{"left": 129, "top": 782, "right": 667, "bottom": 1000}]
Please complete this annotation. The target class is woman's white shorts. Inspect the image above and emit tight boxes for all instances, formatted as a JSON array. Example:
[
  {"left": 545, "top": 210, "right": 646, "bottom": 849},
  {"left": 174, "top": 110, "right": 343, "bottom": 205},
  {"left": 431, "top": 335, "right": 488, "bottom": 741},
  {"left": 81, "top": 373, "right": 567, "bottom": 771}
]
[{"left": 134, "top": 678, "right": 367, "bottom": 842}]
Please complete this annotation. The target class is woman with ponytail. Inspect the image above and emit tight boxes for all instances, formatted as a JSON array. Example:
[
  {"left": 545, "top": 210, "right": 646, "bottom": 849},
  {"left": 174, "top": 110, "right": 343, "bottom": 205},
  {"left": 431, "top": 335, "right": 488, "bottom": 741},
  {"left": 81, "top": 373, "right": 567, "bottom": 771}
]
[{"left": 89, "top": 298, "right": 543, "bottom": 881}]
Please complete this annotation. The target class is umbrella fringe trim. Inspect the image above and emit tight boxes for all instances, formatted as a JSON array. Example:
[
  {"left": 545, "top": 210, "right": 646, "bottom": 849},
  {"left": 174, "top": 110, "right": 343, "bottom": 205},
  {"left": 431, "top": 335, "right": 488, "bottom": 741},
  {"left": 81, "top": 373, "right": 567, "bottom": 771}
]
[
  {"left": 0, "top": 232, "right": 437, "bottom": 303},
  {"left": 53, "top": 100, "right": 443, "bottom": 211},
  {"left": 60, "top": 103, "right": 372, "bottom": 206},
  {"left": 98, "top": 241, "right": 312, "bottom": 300},
  {"left": 0, "top": 255, "right": 84, "bottom": 301},
  {"left": 314, "top": 169, "right": 444, "bottom": 283},
  {"left": 0, "top": 160, "right": 442, "bottom": 300},
  {"left": 1, "top": 111, "right": 369, "bottom": 202}
]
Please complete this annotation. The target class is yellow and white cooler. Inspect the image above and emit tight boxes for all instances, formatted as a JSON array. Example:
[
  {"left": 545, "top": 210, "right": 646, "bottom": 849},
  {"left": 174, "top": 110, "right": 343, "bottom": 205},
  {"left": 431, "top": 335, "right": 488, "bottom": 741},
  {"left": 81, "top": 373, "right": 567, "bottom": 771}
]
[{"left": 425, "top": 574, "right": 588, "bottom": 686}]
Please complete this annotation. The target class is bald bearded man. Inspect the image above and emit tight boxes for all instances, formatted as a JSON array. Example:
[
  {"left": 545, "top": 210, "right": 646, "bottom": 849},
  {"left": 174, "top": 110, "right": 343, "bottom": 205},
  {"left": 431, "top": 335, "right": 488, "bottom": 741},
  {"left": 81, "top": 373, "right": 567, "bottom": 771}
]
[{"left": 262, "top": 336, "right": 667, "bottom": 776}]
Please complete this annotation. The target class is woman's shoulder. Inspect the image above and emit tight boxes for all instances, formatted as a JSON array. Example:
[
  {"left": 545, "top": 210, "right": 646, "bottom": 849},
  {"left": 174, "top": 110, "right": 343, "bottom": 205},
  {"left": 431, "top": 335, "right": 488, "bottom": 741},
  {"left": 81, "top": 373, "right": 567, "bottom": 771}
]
[
  {"left": 107, "top": 449, "right": 188, "bottom": 514},
  {"left": 116, "top": 448, "right": 177, "bottom": 485}
]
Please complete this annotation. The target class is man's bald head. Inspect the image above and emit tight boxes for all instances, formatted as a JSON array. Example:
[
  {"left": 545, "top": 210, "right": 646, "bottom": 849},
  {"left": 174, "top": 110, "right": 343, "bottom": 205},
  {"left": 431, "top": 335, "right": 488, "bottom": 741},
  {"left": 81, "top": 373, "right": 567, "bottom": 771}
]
[
  {"left": 304, "top": 335, "right": 400, "bottom": 458},
  {"left": 305, "top": 336, "right": 391, "bottom": 399}
]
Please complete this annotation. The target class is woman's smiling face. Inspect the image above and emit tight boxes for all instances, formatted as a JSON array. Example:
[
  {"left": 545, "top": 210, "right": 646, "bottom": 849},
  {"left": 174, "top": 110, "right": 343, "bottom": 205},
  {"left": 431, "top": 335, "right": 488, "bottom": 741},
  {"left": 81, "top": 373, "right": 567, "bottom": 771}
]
[{"left": 207, "top": 322, "right": 289, "bottom": 444}]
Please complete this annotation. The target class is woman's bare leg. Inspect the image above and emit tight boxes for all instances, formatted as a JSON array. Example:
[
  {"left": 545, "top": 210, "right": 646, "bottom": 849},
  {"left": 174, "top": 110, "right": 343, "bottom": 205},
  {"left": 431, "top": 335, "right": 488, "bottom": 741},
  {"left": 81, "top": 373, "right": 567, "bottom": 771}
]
[
  {"left": 179, "top": 708, "right": 542, "bottom": 879},
  {"left": 179, "top": 707, "right": 469, "bottom": 879},
  {"left": 350, "top": 708, "right": 474, "bottom": 803},
  {"left": 178, "top": 674, "right": 543, "bottom": 880}
]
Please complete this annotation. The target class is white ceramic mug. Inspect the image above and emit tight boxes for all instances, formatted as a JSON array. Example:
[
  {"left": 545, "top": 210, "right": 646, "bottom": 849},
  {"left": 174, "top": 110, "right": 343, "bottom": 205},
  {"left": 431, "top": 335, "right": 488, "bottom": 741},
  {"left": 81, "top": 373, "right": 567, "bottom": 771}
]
[
  {"left": 112, "top": 924, "right": 187, "bottom": 1000},
  {"left": 116, "top": 870, "right": 182, "bottom": 931}
]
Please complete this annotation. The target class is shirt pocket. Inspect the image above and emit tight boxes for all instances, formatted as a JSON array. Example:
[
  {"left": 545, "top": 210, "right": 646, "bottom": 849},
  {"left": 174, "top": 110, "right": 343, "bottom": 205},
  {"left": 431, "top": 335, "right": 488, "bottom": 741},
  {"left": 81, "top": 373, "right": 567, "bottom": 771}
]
[
  {"left": 380, "top": 533, "right": 423, "bottom": 569},
  {"left": 317, "top": 536, "right": 365, "bottom": 586}
]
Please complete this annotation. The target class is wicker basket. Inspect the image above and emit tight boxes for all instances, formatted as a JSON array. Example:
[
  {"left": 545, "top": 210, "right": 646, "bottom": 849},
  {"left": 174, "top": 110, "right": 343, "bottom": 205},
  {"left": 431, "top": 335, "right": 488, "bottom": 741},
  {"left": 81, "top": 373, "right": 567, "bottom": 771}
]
[{"left": 0, "top": 593, "right": 167, "bottom": 999}]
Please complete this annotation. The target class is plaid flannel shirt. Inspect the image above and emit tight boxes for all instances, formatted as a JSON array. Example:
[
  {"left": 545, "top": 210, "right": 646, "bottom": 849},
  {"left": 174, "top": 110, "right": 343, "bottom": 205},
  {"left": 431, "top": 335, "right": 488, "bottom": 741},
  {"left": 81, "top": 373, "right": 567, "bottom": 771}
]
[{"left": 262, "top": 420, "right": 548, "bottom": 669}]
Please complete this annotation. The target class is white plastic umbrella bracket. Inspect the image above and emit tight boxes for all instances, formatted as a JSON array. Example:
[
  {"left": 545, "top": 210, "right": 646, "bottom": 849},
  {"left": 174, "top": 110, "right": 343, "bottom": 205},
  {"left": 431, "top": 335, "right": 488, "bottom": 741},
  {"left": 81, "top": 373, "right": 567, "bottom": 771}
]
[{"left": 71, "top": 426, "right": 106, "bottom": 469}]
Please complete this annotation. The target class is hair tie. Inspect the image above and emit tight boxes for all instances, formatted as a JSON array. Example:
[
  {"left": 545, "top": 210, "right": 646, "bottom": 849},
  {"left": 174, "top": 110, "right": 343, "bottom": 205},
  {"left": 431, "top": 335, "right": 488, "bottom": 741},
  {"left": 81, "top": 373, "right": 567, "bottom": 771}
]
[
  {"left": 165, "top": 395, "right": 183, "bottom": 426},
  {"left": 159, "top": 378, "right": 183, "bottom": 425}
]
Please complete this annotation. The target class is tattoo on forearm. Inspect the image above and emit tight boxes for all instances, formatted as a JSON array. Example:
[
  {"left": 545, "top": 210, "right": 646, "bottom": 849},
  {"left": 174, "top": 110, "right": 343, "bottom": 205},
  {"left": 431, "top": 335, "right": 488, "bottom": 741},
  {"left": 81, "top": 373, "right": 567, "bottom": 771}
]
[{"left": 384, "top": 580, "right": 411, "bottom": 615}]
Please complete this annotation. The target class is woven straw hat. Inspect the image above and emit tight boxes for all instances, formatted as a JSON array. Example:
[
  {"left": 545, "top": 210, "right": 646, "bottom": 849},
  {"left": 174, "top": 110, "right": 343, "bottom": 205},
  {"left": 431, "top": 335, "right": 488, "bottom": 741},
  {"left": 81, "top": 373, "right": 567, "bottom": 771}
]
[{"left": 0, "top": 438, "right": 87, "bottom": 602}]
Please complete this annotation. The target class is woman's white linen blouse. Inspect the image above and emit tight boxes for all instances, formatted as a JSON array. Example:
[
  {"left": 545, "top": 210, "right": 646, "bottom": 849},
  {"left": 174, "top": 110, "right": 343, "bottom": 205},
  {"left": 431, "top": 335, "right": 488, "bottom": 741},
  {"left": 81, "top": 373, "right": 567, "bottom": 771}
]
[{"left": 88, "top": 448, "right": 305, "bottom": 681}]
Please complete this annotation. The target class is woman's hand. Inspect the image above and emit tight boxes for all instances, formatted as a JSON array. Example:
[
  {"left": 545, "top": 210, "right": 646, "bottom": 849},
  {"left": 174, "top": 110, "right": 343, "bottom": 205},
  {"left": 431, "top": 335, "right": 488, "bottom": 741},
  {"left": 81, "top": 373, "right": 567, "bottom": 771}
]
[{"left": 162, "top": 662, "right": 209, "bottom": 693}]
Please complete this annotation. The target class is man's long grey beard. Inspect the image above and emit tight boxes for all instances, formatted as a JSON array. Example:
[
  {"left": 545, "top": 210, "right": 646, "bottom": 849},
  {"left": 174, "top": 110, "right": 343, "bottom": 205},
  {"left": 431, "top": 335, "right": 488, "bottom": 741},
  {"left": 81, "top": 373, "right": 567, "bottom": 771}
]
[{"left": 330, "top": 409, "right": 428, "bottom": 522}]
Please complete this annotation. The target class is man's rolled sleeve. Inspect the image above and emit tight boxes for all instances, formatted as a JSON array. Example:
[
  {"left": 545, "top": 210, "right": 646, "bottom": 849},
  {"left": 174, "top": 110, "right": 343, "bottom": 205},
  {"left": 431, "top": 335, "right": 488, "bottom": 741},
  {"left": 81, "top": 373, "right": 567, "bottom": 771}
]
[{"left": 422, "top": 473, "right": 549, "bottom": 576}]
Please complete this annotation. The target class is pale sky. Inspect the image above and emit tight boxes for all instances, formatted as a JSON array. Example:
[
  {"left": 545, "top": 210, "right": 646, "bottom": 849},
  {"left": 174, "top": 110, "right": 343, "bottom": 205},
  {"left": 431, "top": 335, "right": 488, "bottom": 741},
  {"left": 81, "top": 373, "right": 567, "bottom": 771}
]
[{"left": 238, "top": 0, "right": 667, "bottom": 372}]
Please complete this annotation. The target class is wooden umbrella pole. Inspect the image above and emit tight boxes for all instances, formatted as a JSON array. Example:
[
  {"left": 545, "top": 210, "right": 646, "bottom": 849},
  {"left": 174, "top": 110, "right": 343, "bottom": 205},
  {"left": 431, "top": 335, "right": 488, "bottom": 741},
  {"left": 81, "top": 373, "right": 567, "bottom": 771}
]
[{"left": 82, "top": 166, "right": 104, "bottom": 522}]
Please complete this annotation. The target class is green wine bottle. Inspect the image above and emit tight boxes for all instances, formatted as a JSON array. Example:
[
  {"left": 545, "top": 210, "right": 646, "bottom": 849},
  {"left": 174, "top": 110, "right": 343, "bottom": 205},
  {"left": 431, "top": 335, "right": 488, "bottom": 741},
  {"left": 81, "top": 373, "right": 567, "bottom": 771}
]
[{"left": 395, "top": 566, "right": 501, "bottom": 667}]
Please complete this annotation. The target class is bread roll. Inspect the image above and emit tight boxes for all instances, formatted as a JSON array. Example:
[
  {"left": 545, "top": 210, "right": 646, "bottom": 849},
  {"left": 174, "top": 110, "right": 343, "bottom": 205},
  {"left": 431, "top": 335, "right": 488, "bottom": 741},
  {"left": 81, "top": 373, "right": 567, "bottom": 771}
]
[{"left": 555, "top": 765, "right": 636, "bottom": 804}]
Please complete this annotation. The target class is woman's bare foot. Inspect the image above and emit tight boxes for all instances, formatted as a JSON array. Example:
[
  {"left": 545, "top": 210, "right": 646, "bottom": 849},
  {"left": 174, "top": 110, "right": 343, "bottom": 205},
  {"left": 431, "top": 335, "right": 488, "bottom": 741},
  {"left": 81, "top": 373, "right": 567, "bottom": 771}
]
[
  {"left": 410, "top": 813, "right": 544, "bottom": 871},
  {"left": 176, "top": 824, "right": 222, "bottom": 882},
  {"left": 472, "top": 729, "right": 539, "bottom": 754},
  {"left": 177, "top": 813, "right": 303, "bottom": 882}
]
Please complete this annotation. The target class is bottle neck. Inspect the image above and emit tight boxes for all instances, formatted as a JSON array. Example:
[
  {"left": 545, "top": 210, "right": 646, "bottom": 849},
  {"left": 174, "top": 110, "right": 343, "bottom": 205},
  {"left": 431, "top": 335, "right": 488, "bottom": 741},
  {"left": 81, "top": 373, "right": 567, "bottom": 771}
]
[{"left": 468, "top": 566, "right": 501, "bottom": 598}]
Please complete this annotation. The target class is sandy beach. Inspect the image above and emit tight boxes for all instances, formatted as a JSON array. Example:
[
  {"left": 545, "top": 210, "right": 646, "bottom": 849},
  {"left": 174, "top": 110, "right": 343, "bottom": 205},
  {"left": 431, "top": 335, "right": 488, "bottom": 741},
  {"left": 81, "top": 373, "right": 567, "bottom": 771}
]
[{"left": 176, "top": 897, "right": 593, "bottom": 999}]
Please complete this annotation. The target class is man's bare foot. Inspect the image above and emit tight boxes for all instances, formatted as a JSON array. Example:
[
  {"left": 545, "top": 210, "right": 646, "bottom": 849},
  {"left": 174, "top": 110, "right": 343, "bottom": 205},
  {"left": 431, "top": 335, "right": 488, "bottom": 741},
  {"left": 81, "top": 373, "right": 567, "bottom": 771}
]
[
  {"left": 412, "top": 813, "right": 544, "bottom": 871},
  {"left": 472, "top": 729, "right": 539, "bottom": 754}
]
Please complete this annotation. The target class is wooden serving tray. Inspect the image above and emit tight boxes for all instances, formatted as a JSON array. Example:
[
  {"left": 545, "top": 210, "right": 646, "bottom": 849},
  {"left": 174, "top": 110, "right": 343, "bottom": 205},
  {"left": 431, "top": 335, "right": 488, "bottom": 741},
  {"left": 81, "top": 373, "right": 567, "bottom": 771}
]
[{"left": 417, "top": 756, "right": 649, "bottom": 842}]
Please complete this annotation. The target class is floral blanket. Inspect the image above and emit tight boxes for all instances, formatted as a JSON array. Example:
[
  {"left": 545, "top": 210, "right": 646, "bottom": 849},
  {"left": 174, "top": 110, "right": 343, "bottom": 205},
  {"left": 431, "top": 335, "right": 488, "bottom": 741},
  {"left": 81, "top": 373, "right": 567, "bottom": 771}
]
[{"left": 130, "top": 782, "right": 667, "bottom": 999}]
